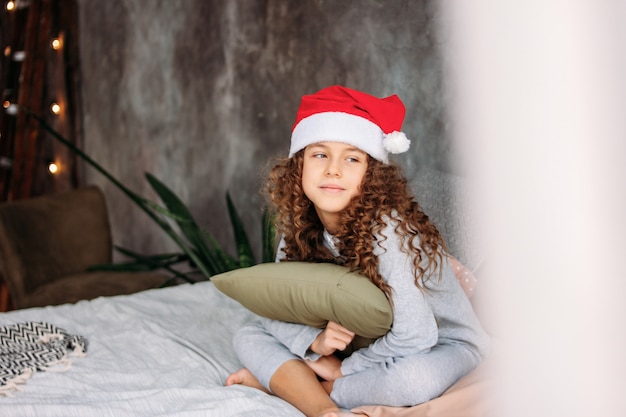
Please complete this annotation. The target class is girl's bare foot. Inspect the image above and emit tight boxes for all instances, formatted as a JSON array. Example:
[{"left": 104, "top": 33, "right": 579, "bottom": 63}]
[{"left": 225, "top": 368, "right": 270, "bottom": 394}]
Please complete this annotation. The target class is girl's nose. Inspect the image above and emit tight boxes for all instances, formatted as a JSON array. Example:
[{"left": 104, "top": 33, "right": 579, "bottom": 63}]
[{"left": 325, "top": 160, "right": 342, "bottom": 177}]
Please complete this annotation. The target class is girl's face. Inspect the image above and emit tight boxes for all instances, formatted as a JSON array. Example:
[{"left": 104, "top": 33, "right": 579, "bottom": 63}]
[{"left": 301, "top": 141, "right": 368, "bottom": 233}]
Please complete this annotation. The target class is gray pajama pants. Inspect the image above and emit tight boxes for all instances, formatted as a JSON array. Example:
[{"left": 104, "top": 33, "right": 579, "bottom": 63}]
[{"left": 233, "top": 319, "right": 479, "bottom": 409}]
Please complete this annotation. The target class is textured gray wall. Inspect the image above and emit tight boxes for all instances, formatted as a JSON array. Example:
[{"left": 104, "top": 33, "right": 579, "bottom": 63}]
[{"left": 77, "top": 0, "right": 453, "bottom": 261}]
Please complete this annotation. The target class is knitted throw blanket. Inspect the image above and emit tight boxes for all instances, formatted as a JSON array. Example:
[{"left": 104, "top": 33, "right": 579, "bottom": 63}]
[{"left": 0, "top": 321, "right": 88, "bottom": 396}]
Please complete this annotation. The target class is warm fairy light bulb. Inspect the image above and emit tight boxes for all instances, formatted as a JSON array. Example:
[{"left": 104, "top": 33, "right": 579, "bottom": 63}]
[
  {"left": 51, "top": 38, "right": 61, "bottom": 50},
  {"left": 48, "top": 162, "right": 59, "bottom": 174},
  {"left": 6, "top": 1, "right": 15, "bottom": 11},
  {"left": 0, "top": 156, "right": 12, "bottom": 169},
  {"left": 6, "top": 105, "right": 16, "bottom": 115},
  {"left": 3, "top": 101, "right": 17, "bottom": 115},
  {"left": 12, "top": 50, "right": 25, "bottom": 61},
  {"left": 4, "top": 46, "right": 11, "bottom": 56},
  {"left": 50, "top": 102, "right": 61, "bottom": 114}
]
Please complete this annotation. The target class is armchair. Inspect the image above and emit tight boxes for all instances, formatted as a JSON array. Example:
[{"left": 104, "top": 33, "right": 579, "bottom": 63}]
[{"left": 0, "top": 185, "right": 166, "bottom": 309}]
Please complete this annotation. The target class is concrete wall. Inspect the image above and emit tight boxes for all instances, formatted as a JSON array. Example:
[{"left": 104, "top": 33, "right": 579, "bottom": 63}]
[{"left": 77, "top": 0, "right": 453, "bottom": 261}]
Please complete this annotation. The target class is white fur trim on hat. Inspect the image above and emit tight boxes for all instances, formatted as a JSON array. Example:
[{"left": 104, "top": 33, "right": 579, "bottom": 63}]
[{"left": 290, "top": 112, "right": 389, "bottom": 163}]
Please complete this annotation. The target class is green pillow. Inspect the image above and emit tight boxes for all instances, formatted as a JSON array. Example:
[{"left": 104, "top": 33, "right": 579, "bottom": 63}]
[{"left": 212, "top": 262, "right": 393, "bottom": 339}]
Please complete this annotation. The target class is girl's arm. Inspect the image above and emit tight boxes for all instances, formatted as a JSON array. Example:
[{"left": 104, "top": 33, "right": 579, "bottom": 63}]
[
  {"left": 340, "top": 222, "right": 440, "bottom": 376},
  {"left": 260, "top": 317, "right": 325, "bottom": 361}
]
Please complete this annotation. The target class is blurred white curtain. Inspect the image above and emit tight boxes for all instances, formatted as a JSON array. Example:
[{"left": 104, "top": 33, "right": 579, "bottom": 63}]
[{"left": 441, "top": 1, "right": 626, "bottom": 416}]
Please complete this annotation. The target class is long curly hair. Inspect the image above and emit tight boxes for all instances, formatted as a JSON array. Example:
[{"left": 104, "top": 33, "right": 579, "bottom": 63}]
[{"left": 264, "top": 150, "right": 446, "bottom": 299}]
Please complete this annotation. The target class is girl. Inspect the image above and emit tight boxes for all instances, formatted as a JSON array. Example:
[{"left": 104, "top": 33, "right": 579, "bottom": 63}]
[{"left": 226, "top": 86, "right": 489, "bottom": 417}]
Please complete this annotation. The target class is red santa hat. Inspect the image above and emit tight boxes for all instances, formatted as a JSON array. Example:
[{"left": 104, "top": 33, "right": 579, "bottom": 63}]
[{"left": 289, "top": 85, "right": 410, "bottom": 163}]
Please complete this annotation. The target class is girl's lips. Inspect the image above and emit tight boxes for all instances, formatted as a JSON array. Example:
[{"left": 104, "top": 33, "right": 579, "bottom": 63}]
[{"left": 320, "top": 184, "right": 345, "bottom": 192}]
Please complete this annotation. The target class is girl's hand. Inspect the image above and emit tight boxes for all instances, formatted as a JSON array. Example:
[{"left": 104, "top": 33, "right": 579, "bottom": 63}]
[
  {"left": 310, "top": 321, "right": 355, "bottom": 356},
  {"left": 305, "top": 354, "right": 343, "bottom": 382}
]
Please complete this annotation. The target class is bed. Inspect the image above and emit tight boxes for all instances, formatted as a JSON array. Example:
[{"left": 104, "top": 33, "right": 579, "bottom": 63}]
[{"left": 0, "top": 168, "right": 491, "bottom": 416}]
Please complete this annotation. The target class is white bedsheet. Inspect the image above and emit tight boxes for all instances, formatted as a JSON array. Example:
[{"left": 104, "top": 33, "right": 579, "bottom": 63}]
[{"left": 0, "top": 281, "right": 304, "bottom": 417}]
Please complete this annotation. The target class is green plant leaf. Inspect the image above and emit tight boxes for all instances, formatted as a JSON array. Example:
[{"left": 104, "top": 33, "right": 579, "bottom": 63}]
[
  {"left": 145, "top": 173, "right": 237, "bottom": 276},
  {"left": 198, "top": 229, "right": 238, "bottom": 271},
  {"left": 145, "top": 173, "right": 196, "bottom": 223},
  {"left": 114, "top": 246, "right": 188, "bottom": 264},
  {"left": 87, "top": 261, "right": 155, "bottom": 272},
  {"left": 226, "top": 193, "right": 255, "bottom": 268},
  {"left": 113, "top": 247, "right": 199, "bottom": 284},
  {"left": 145, "top": 173, "right": 214, "bottom": 272},
  {"left": 262, "top": 208, "right": 277, "bottom": 263},
  {"left": 140, "top": 198, "right": 193, "bottom": 223},
  {"left": 88, "top": 248, "right": 188, "bottom": 272}
]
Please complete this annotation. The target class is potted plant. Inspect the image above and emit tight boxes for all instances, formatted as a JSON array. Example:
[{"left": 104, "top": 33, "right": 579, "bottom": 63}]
[{"left": 24, "top": 109, "right": 276, "bottom": 286}]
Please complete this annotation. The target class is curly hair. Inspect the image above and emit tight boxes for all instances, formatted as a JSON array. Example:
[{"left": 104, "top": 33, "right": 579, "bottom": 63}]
[{"left": 264, "top": 150, "right": 446, "bottom": 299}]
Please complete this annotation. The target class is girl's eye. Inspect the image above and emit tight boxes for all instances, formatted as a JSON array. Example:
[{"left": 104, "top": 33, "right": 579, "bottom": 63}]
[
  {"left": 313, "top": 153, "right": 327, "bottom": 159},
  {"left": 346, "top": 156, "right": 360, "bottom": 163}
]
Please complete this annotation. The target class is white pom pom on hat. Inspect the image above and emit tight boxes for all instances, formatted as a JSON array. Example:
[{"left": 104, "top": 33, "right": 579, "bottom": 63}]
[
  {"left": 289, "top": 85, "right": 411, "bottom": 163},
  {"left": 383, "top": 131, "right": 411, "bottom": 154}
]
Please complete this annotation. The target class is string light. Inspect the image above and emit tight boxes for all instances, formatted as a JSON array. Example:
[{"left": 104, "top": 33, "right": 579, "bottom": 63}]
[
  {"left": 4, "top": 46, "right": 10, "bottom": 56},
  {"left": 48, "top": 162, "right": 59, "bottom": 174},
  {"left": 12, "top": 50, "right": 25, "bottom": 61},
  {"left": 0, "top": 156, "right": 12, "bottom": 169},
  {"left": 51, "top": 38, "right": 62, "bottom": 50},
  {"left": 50, "top": 102, "right": 61, "bottom": 114},
  {"left": 5, "top": 0, "right": 28, "bottom": 10},
  {"left": 3, "top": 101, "right": 18, "bottom": 115}
]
